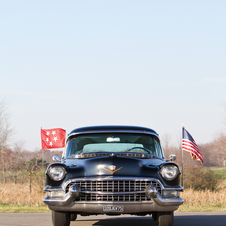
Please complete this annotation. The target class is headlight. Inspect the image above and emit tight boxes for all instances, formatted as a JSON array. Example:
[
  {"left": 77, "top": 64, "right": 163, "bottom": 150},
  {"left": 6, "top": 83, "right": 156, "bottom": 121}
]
[
  {"left": 160, "top": 165, "right": 179, "bottom": 181},
  {"left": 47, "top": 166, "right": 67, "bottom": 181}
]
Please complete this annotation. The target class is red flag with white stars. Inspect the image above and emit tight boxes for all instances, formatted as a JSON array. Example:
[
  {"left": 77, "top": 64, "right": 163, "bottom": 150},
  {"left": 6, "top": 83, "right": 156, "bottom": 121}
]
[{"left": 41, "top": 128, "right": 66, "bottom": 149}]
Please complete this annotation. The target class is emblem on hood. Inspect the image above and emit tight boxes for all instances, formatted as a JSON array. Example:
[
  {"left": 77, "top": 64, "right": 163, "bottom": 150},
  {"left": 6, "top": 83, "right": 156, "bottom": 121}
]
[{"left": 104, "top": 165, "right": 123, "bottom": 174}]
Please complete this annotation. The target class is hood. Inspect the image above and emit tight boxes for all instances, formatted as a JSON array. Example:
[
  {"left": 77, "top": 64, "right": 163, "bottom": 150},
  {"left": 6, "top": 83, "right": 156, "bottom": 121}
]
[{"left": 64, "top": 155, "right": 164, "bottom": 178}]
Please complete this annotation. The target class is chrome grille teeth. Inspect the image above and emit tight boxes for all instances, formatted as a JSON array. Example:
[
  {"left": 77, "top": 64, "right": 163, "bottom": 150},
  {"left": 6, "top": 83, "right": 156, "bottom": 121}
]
[{"left": 65, "top": 180, "right": 161, "bottom": 202}]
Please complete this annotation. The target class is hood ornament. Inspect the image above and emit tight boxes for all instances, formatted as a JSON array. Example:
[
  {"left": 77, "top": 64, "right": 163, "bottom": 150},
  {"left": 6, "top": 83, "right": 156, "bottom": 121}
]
[{"left": 104, "top": 165, "right": 123, "bottom": 174}]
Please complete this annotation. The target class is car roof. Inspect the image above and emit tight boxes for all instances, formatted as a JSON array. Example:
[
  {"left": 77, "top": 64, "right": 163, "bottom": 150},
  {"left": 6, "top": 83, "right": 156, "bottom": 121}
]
[{"left": 67, "top": 125, "right": 159, "bottom": 140}]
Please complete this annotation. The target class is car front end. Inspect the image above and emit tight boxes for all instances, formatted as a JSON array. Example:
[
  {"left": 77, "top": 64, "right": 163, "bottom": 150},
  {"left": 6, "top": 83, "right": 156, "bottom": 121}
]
[{"left": 43, "top": 126, "right": 183, "bottom": 226}]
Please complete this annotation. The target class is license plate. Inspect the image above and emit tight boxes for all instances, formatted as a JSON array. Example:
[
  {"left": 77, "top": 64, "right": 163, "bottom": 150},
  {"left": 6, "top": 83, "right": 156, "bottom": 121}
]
[{"left": 103, "top": 205, "right": 124, "bottom": 212}]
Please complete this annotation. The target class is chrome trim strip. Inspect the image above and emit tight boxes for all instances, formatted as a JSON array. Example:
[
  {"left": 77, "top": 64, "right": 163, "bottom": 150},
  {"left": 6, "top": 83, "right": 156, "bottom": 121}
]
[
  {"left": 73, "top": 201, "right": 153, "bottom": 204},
  {"left": 80, "top": 191, "right": 147, "bottom": 195},
  {"left": 44, "top": 186, "right": 64, "bottom": 192},
  {"left": 44, "top": 198, "right": 154, "bottom": 206},
  {"left": 45, "top": 186, "right": 183, "bottom": 193}
]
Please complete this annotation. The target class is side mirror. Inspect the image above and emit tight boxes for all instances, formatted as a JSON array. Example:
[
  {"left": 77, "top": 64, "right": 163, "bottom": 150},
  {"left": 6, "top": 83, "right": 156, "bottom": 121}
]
[
  {"left": 169, "top": 154, "right": 176, "bottom": 161},
  {"left": 52, "top": 154, "right": 61, "bottom": 162}
]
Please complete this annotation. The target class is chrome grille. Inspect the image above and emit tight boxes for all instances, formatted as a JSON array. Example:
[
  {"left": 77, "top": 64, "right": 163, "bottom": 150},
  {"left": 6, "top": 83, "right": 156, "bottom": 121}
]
[{"left": 65, "top": 179, "right": 162, "bottom": 202}]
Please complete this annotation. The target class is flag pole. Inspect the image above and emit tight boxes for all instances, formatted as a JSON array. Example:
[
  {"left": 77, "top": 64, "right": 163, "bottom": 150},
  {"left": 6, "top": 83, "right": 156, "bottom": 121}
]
[
  {"left": 182, "top": 125, "right": 184, "bottom": 188},
  {"left": 41, "top": 127, "right": 45, "bottom": 188},
  {"left": 42, "top": 148, "right": 45, "bottom": 188}
]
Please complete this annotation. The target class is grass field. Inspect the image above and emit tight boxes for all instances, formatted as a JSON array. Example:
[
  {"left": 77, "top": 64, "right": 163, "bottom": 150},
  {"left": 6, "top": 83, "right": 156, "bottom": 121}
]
[
  {"left": 179, "top": 187, "right": 226, "bottom": 212},
  {"left": 212, "top": 169, "right": 226, "bottom": 179},
  {"left": 0, "top": 204, "right": 50, "bottom": 213}
]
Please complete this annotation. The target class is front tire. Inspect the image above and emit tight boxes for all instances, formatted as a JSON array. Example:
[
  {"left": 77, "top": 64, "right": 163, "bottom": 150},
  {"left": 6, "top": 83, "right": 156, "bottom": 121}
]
[
  {"left": 152, "top": 213, "right": 157, "bottom": 221},
  {"left": 157, "top": 212, "right": 174, "bottom": 226},
  {"left": 52, "top": 211, "right": 70, "bottom": 226},
  {"left": 70, "top": 213, "right": 77, "bottom": 221}
]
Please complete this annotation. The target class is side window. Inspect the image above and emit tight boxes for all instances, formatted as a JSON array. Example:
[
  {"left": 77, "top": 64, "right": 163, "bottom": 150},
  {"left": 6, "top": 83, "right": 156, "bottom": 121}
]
[{"left": 154, "top": 138, "right": 163, "bottom": 158}]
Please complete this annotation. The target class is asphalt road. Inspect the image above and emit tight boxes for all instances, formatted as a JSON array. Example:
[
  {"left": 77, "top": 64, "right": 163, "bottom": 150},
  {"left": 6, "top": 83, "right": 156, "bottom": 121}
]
[{"left": 0, "top": 212, "right": 225, "bottom": 226}]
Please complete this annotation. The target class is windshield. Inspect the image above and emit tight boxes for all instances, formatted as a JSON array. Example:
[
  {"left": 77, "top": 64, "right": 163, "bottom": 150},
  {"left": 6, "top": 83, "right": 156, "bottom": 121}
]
[{"left": 65, "top": 133, "right": 163, "bottom": 158}]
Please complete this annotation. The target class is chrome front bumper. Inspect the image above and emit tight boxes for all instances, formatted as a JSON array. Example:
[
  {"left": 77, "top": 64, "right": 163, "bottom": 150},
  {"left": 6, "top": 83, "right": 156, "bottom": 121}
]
[{"left": 43, "top": 184, "right": 183, "bottom": 213}]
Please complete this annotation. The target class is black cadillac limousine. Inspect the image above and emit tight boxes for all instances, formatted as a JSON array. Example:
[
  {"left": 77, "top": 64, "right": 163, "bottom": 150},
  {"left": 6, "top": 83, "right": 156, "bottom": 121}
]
[{"left": 43, "top": 125, "right": 183, "bottom": 226}]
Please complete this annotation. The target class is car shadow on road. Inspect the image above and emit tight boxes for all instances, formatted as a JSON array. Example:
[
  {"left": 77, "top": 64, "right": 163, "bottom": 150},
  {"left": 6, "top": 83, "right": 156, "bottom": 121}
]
[
  {"left": 81, "top": 216, "right": 154, "bottom": 226},
  {"left": 81, "top": 215, "right": 226, "bottom": 226}
]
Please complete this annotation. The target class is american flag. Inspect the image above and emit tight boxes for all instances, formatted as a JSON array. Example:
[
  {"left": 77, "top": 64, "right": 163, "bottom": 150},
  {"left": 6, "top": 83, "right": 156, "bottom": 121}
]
[{"left": 182, "top": 127, "right": 203, "bottom": 163}]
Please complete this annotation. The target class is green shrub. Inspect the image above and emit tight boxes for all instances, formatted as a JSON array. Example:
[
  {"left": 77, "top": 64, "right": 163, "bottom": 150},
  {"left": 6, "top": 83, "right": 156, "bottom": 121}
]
[{"left": 183, "top": 166, "right": 223, "bottom": 191}]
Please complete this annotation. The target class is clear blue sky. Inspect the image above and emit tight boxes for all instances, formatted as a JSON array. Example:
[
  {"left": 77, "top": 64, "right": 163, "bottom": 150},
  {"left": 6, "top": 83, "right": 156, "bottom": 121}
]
[{"left": 1, "top": 1, "right": 226, "bottom": 151}]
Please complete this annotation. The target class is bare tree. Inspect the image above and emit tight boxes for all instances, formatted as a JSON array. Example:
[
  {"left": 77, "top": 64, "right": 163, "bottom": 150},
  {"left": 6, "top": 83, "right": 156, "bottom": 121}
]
[
  {"left": 224, "top": 103, "right": 226, "bottom": 129},
  {"left": 13, "top": 141, "right": 25, "bottom": 163},
  {"left": 214, "top": 132, "right": 226, "bottom": 166},
  {"left": 161, "top": 133, "right": 171, "bottom": 150},
  {"left": 0, "top": 100, "right": 13, "bottom": 184}
]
